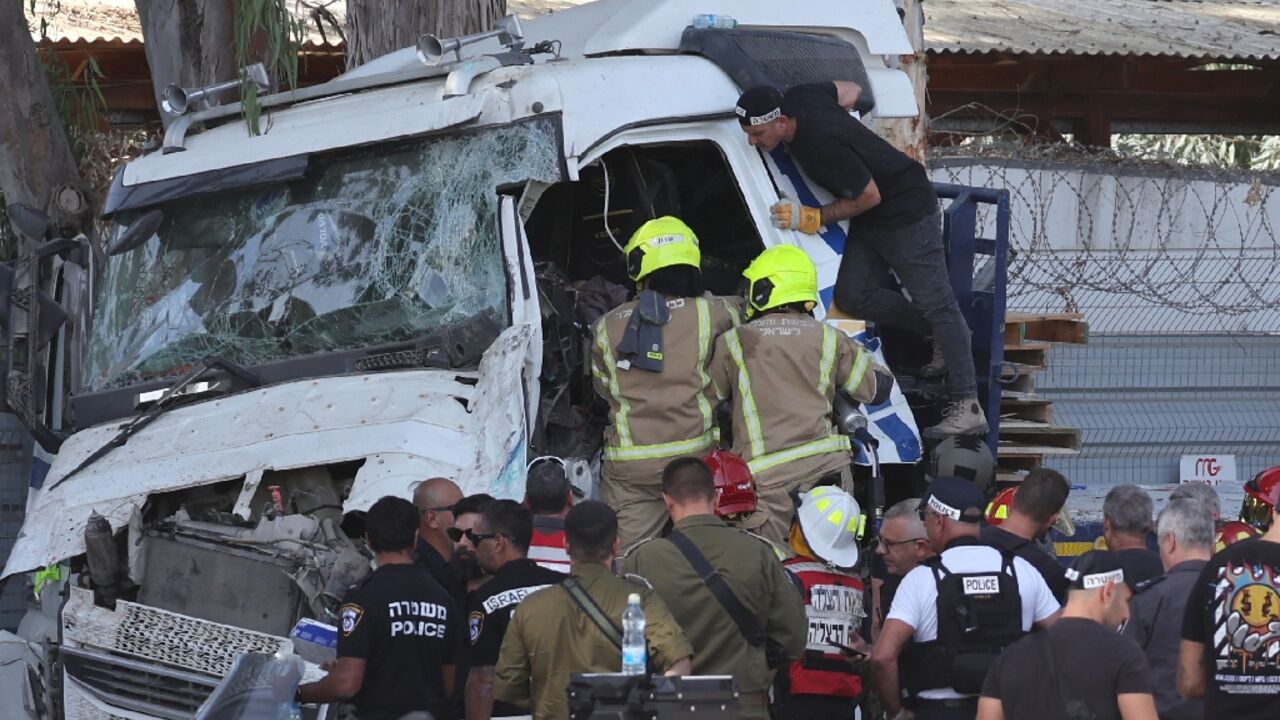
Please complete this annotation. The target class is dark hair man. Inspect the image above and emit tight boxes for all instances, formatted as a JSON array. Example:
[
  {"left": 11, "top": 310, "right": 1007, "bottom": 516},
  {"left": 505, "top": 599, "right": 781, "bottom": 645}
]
[
  {"left": 978, "top": 551, "right": 1157, "bottom": 720},
  {"left": 297, "top": 496, "right": 459, "bottom": 720},
  {"left": 735, "top": 82, "right": 985, "bottom": 438},
  {"left": 619, "top": 458, "right": 807, "bottom": 720},
  {"left": 450, "top": 493, "right": 494, "bottom": 593},
  {"left": 870, "top": 477, "right": 1059, "bottom": 720},
  {"left": 464, "top": 499, "right": 565, "bottom": 720},
  {"left": 1103, "top": 484, "right": 1163, "bottom": 586},
  {"left": 1124, "top": 498, "right": 1214, "bottom": 720},
  {"left": 1179, "top": 475, "right": 1280, "bottom": 719},
  {"left": 494, "top": 501, "right": 693, "bottom": 719},
  {"left": 524, "top": 456, "right": 573, "bottom": 573},
  {"left": 980, "top": 468, "right": 1072, "bottom": 602}
]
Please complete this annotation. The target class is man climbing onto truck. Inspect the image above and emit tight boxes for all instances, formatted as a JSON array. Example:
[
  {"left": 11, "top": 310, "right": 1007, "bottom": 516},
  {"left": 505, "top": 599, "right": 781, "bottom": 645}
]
[{"left": 736, "top": 81, "right": 987, "bottom": 438}]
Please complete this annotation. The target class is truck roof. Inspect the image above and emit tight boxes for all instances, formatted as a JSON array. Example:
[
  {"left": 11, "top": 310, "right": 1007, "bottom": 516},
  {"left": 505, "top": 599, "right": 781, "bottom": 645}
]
[{"left": 121, "top": 0, "right": 916, "bottom": 186}]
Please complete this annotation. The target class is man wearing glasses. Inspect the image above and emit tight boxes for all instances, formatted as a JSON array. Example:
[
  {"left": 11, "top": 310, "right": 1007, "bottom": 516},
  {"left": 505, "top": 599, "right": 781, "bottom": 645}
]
[
  {"left": 414, "top": 477, "right": 467, "bottom": 608},
  {"left": 871, "top": 499, "right": 935, "bottom": 639},
  {"left": 462, "top": 500, "right": 566, "bottom": 720}
]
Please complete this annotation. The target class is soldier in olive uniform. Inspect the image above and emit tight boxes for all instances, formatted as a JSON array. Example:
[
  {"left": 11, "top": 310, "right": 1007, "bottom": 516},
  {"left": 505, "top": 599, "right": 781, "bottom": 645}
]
[
  {"left": 620, "top": 458, "right": 807, "bottom": 720},
  {"left": 494, "top": 501, "right": 693, "bottom": 719}
]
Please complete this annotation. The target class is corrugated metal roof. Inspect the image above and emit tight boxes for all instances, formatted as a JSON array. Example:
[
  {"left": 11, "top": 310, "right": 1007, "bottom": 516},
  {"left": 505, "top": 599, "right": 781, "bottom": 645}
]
[{"left": 925, "top": 0, "right": 1280, "bottom": 59}]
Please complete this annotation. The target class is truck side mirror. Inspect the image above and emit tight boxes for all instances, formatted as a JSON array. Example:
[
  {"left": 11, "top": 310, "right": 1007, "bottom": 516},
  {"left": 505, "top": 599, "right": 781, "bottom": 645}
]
[{"left": 108, "top": 209, "right": 164, "bottom": 256}]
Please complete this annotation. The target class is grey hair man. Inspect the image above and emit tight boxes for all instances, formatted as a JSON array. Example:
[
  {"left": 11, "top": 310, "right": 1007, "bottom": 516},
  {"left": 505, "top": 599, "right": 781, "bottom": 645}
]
[
  {"left": 1168, "top": 483, "right": 1221, "bottom": 522},
  {"left": 1103, "top": 484, "right": 1163, "bottom": 585},
  {"left": 871, "top": 499, "right": 935, "bottom": 638},
  {"left": 1123, "top": 498, "right": 1214, "bottom": 720}
]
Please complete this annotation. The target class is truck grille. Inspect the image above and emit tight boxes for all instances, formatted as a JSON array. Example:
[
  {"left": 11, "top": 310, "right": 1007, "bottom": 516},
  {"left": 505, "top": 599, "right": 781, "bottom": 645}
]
[{"left": 62, "top": 646, "right": 218, "bottom": 719}]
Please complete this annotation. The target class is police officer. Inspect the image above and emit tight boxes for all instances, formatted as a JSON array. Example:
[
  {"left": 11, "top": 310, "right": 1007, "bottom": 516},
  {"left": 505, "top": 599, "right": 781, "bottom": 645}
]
[
  {"left": 493, "top": 501, "right": 693, "bottom": 719},
  {"left": 620, "top": 457, "right": 807, "bottom": 720},
  {"left": 297, "top": 496, "right": 460, "bottom": 720},
  {"left": 778, "top": 487, "right": 870, "bottom": 720},
  {"left": 590, "top": 216, "right": 740, "bottom": 549},
  {"left": 464, "top": 500, "right": 565, "bottom": 720},
  {"left": 735, "top": 82, "right": 987, "bottom": 438},
  {"left": 869, "top": 477, "right": 1060, "bottom": 720},
  {"left": 708, "top": 244, "right": 893, "bottom": 543}
]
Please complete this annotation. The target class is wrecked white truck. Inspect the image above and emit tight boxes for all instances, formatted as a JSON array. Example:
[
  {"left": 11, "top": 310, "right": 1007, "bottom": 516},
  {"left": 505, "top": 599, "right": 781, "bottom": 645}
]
[{"left": 0, "top": 0, "right": 1009, "bottom": 717}]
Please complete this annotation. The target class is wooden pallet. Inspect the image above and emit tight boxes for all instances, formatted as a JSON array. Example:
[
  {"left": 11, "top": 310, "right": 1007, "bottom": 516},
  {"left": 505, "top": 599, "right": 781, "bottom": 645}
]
[
  {"left": 999, "top": 420, "right": 1082, "bottom": 451},
  {"left": 1004, "top": 312, "right": 1089, "bottom": 345},
  {"left": 1000, "top": 396, "right": 1055, "bottom": 424},
  {"left": 1002, "top": 342, "right": 1050, "bottom": 369}
]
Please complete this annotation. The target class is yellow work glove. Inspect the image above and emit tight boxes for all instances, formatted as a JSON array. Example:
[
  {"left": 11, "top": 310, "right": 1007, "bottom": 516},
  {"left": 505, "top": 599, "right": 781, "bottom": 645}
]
[{"left": 769, "top": 200, "right": 823, "bottom": 234}]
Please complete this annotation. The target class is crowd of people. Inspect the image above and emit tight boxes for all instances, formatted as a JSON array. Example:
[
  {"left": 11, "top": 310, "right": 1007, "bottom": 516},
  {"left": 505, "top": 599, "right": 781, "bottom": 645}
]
[{"left": 296, "top": 456, "right": 1280, "bottom": 720}]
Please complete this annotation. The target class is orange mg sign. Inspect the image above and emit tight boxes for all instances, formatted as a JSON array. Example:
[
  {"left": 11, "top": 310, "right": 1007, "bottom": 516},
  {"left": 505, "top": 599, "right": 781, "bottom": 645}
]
[{"left": 1180, "top": 454, "right": 1238, "bottom": 486}]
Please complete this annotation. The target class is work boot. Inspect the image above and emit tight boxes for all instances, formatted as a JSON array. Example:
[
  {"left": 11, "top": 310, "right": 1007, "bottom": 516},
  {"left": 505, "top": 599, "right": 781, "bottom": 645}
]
[
  {"left": 925, "top": 398, "right": 989, "bottom": 438},
  {"left": 920, "top": 340, "right": 946, "bottom": 378}
]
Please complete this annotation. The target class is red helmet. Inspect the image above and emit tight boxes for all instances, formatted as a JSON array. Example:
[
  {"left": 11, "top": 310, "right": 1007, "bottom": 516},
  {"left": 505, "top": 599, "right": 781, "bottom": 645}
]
[
  {"left": 985, "top": 487, "right": 1017, "bottom": 526},
  {"left": 705, "top": 450, "right": 756, "bottom": 518},
  {"left": 1241, "top": 466, "right": 1280, "bottom": 532},
  {"left": 1216, "top": 520, "right": 1261, "bottom": 552}
]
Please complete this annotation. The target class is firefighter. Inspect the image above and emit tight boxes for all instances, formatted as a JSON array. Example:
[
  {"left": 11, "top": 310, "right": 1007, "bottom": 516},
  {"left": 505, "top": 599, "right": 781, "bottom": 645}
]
[
  {"left": 777, "top": 486, "right": 870, "bottom": 720},
  {"left": 708, "top": 244, "right": 893, "bottom": 544},
  {"left": 590, "top": 216, "right": 740, "bottom": 549},
  {"left": 706, "top": 449, "right": 791, "bottom": 560},
  {"left": 1239, "top": 465, "right": 1280, "bottom": 533}
]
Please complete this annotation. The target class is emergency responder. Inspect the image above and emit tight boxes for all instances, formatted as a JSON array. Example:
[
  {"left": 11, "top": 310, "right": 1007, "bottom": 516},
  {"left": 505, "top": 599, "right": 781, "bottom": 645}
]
[
  {"left": 870, "top": 476, "right": 1060, "bottom": 720},
  {"left": 980, "top": 468, "right": 1073, "bottom": 602},
  {"left": 620, "top": 457, "right": 807, "bottom": 720},
  {"left": 708, "top": 244, "right": 893, "bottom": 544},
  {"left": 297, "top": 496, "right": 460, "bottom": 720},
  {"left": 450, "top": 493, "right": 495, "bottom": 594},
  {"left": 524, "top": 456, "right": 573, "bottom": 573},
  {"left": 590, "top": 216, "right": 740, "bottom": 548},
  {"left": 707, "top": 449, "right": 792, "bottom": 560},
  {"left": 414, "top": 477, "right": 467, "bottom": 607},
  {"left": 493, "top": 501, "right": 693, "bottom": 719},
  {"left": 777, "top": 487, "right": 870, "bottom": 719},
  {"left": 735, "top": 82, "right": 986, "bottom": 438},
  {"left": 1239, "top": 465, "right": 1280, "bottom": 532},
  {"left": 464, "top": 500, "right": 565, "bottom": 720}
]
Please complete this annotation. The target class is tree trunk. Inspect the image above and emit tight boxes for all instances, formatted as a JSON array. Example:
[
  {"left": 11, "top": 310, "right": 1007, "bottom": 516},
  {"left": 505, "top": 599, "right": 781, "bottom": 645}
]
[
  {"left": 0, "top": 0, "right": 88, "bottom": 237},
  {"left": 346, "top": 0, "right": 507, "bottom": 70},
  {"left": 135, "top": 0, "right": 237, "bottom": 128}
]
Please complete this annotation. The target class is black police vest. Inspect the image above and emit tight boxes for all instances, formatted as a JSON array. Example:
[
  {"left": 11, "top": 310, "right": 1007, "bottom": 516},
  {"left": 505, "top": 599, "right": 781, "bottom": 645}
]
[{"left": 901, "top": 546, "right": 1025, "bottom": 696}]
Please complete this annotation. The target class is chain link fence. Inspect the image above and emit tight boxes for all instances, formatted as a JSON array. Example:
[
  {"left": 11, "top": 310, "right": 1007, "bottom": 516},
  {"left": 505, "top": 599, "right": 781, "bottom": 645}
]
[{"left": 928, "top": 143, "right": 1280, "bottom": 335}]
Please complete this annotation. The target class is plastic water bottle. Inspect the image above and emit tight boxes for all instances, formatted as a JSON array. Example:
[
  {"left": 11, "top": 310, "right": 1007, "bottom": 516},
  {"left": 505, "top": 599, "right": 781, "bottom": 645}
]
[
  {"left": 692, "top": 13, "right": 737, "bottom": 29},
  {"left": 621, "top": 593, "right": 647, "bottom": 675}
]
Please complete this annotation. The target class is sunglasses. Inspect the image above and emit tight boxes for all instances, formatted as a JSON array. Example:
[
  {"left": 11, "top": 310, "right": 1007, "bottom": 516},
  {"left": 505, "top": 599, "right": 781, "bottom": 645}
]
[{"left": 446, "top": 527, "right": 505, "bottom": 545}]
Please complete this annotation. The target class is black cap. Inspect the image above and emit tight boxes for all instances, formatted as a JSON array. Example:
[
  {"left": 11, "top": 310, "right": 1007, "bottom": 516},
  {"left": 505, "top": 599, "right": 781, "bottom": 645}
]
[
  {"left": 736, "top": 85, "right": 784, "bottom": 126},
  {"left": 920, "top": 475, "right": 985, "bottom": 523},
  {"left": 1065, "top": 550, "right": 1142, "bottom": 592}
]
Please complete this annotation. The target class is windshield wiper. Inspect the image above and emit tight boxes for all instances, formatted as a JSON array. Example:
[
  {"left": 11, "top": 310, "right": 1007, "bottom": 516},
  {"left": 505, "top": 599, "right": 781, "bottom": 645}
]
[{"left": 49, "top": 357, "right": 260, "bottom": 490}]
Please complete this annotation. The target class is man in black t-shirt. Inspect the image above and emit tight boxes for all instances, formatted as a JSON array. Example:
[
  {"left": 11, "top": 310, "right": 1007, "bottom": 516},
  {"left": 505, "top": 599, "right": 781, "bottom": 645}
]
[
  {"left": 978, "top": 551, "right": 1156, "bottom": 720},
  {"left": 1179, "top": 484, "right": 1280, "bottom": 720},
  {"left": 297, "top": 496, "right": 460, "bottom": 720},
  {"left": 736, "top": 82, "right": 986, "bottom": 438},
  {"left": 1103, "top": 484, "right": 1164, "bottom": 586},
  {"left": 980, "top": 468, "right": 1072, "bottom": 602},
  {"left": 464, "top": 499, "right": 565, "bottom": 719}
]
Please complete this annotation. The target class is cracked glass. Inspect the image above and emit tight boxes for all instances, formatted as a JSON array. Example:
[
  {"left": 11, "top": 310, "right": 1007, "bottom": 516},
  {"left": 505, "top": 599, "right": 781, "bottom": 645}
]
[{"left": 87, "top": 117, "right": 562, "bottom": 392}]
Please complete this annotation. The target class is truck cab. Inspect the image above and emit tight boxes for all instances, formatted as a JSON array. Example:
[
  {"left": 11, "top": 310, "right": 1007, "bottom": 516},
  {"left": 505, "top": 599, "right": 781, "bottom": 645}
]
[{"left": 0, "top": 1, "right": 975, "bottom": 716}]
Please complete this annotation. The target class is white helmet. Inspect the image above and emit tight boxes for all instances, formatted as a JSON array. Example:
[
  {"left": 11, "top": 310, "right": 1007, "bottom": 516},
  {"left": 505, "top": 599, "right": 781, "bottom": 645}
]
[{"left": 797, "top": 486, "right": 864, "bottom": 568}]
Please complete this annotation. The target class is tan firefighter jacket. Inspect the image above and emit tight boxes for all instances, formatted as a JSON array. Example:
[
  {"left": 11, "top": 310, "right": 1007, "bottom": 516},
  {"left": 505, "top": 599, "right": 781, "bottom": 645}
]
[
  {"left": 708, "top": 311, "right": 883, "bottom": 488},
  {"left": 590, "top": 293, "right": 741, "bottom": 484}
]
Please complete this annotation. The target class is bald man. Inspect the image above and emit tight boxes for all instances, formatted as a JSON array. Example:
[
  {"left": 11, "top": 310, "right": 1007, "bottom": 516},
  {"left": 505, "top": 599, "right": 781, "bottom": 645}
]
[{"left": 414, "top": 477, "right": 466, "bottom": 608}]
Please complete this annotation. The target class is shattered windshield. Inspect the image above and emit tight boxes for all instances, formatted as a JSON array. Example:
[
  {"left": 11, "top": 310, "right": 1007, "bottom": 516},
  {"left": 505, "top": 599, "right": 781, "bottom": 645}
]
[{"left": 86, "top": 117, "right": 561, "bottom": 392}]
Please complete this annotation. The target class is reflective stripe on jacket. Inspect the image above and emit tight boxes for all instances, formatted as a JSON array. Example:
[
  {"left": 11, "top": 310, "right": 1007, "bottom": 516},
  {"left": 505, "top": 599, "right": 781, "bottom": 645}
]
[{"left": 590, "top": 294, "right": 740, "bottom": 483}]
